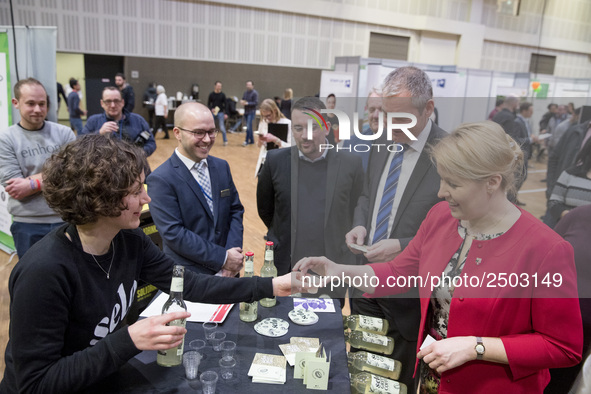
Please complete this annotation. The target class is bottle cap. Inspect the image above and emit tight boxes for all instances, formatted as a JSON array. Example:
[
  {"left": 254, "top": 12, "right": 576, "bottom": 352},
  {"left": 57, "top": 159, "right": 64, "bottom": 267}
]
[
  {"left": 245, "top": 251, "right": 254, "bottom": 257},
  {"left": 265, "top": 241, "right": 274, "bottom": 246}
]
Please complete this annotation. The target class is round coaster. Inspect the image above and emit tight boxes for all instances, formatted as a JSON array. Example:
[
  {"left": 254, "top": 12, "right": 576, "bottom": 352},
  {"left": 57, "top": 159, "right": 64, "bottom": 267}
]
[
  {"left": 288, "top": 308, "right": 319, "bottom": 326},
  {"left": 254, "top": 317, "right": 289, "bottom": 337}
]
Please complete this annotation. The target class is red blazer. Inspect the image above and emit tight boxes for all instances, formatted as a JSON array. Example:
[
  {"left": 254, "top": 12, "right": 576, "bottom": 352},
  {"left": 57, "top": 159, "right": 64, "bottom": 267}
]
[{"left": 368, "top": 202, "right": 582, "bottom": 393}]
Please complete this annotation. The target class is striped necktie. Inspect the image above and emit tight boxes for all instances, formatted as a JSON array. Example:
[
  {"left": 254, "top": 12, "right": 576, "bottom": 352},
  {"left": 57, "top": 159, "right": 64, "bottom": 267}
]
[
  {"left": 372, "top": 146, "right": 406, "bottom": 244},
  {"left": 196, "top": 161, "right": 214, "bottom": 214}
]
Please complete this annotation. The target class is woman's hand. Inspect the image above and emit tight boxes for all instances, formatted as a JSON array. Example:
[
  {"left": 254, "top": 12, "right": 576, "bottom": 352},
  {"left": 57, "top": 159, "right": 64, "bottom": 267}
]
[
  {"left": 417, "top": 336, "right": 476, "bottom": 375},
  {"left": 128, "top": 311, "right": 191, "bottom": 351},
  {"left": 272, "top": 271, "right": 319, "bottom": 296},
  {"left": 260, "top": 133, "right": 279, "bottom": 145}
]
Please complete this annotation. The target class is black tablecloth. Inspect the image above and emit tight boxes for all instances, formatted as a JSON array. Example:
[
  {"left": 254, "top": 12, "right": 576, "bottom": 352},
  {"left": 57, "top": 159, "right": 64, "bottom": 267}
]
[{"left": 87, "top": 297, "right": 351, "bottom": 393}]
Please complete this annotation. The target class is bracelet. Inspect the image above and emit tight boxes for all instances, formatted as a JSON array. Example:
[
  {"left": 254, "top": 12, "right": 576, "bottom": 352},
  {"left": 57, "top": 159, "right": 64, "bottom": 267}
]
[
  {"left": 30, "top": 179, "right": 36, "bottom": 190},
  {"left": 36, "top": 179, "right": 41, "bottom": 190}
]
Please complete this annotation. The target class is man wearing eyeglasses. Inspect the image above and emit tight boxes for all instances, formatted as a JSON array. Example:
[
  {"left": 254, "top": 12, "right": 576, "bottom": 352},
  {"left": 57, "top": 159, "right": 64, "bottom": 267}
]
[
  {"left": 80, "top": 87, "right": 156, "bottom": 158},
  {"left": 146, "top": 102, "right": 245, "bottom": 277}
]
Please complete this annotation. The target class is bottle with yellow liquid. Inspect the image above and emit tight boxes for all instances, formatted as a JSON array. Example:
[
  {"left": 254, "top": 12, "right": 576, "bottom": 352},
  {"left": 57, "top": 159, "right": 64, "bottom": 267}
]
[
  {"left": 343, "top": 314, "right": 389, "bottom": 335},
  {"left": 347, "top": 351, "right": 402, "bottom": 380},
  {"left": 157, "top": 265, "right": 187, "bottom": 367},
  {"left": 239, "top": 252, "right": 258, "bottom": 322},
  {"left": 259, "top": 241, "right": 277, "bottom": 307},
  {"left": 344, "top": 330, "right": 394, "bottom": 355},
  {"left": 350, "top": 372, "right": 407, "bottom": 394}
]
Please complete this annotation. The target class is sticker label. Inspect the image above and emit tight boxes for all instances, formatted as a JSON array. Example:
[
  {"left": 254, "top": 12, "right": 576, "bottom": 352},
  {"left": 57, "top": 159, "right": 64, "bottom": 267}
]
[
  {"left": 366, "top": 353, "right": 395, "bottom": 371},
  {"left": 370, "top": 375, "right": 400, "bottom": 393},
  {"left": 359, "top": 315, "right": 383, "bottom": 332}
]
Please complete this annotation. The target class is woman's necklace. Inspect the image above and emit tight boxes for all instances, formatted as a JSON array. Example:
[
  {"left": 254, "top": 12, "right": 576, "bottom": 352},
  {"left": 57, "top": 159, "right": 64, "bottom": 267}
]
[
  {"left": 88, "top": 241, "right": 115, "bottom": 279},
  {"left": 465, "top": 209, "right": 509, "bottom": 239}
]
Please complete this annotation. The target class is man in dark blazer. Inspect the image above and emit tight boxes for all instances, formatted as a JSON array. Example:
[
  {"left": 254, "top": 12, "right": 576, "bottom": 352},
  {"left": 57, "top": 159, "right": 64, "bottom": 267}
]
[
  {"left": 257, "top": 97, "right": 364, "bottom": 292},
  {"left": 147, "top": 102, "right": 244, "bottom": 275},
  {"left": 345, "top": 67, "right": 447, "bottom": 390}
]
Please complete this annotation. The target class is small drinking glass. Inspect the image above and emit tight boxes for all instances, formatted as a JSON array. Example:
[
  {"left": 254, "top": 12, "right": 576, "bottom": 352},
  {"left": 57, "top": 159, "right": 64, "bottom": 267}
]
[
  {"left": 209, "top": 331, "right": 226, "bottom": 351},
  {"left": 182, "top": 351, "right": 201, "bottom": 380},
  {"left": 200, "top": 370, "right": 218, "bottom": 394},
  {"left": 219, "top": 357, "right": 237, "bottom": 380},
  {"left": 220, "top": 340, "right": 236, "bottom": 360},
  {"left": 202, "top": 322, "right": 218, "bottom": 340},
  {"left": 189, "top": 339, "right": 207, "bottom": 360}
]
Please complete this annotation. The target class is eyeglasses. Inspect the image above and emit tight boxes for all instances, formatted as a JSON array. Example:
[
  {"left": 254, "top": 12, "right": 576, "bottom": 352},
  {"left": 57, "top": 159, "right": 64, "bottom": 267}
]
[
  {"left": 177, "top": 127, "right": 218, "bottom": 139},
  {"left": 102, "top": 99, "right": 123, "bottom": 106}
]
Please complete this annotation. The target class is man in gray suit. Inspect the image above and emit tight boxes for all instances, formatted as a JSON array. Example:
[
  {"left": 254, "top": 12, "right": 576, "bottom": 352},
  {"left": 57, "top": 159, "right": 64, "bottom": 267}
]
[{"left": 346, "top": 66, "right": 447, "bottom": 390}]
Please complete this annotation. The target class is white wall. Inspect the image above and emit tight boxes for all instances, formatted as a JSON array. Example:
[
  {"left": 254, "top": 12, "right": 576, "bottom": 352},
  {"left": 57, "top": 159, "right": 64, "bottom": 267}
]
[
  {"left": 417, "top": 32, "right": 458, "bottom": 66},
  {"left": 0, "top": 0, "right": 589, "bottom": 78}
]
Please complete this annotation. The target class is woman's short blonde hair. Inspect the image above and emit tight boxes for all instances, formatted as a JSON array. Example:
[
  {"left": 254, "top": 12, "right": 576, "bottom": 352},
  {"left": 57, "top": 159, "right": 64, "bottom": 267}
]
[
  {"left": 284, "top": 88, "right": 293, "bottom": 100},
  {"left": 431, "top": 121, "right": 524, "bottom": 195},
  {"left": 260, "top": 98, "right": 285, "bottom": 121}
]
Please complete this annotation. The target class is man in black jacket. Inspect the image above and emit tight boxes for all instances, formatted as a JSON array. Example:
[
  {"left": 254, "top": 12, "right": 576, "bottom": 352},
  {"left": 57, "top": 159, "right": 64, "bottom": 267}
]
[{"left": 256, "top": 97, "right": 364, "bottom": 289}]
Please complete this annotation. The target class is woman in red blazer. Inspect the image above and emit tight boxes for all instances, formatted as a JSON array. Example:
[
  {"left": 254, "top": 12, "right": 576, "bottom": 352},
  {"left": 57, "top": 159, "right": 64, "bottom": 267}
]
[{"left": 295, "top": 122, "right": 582, "bottom": 393}]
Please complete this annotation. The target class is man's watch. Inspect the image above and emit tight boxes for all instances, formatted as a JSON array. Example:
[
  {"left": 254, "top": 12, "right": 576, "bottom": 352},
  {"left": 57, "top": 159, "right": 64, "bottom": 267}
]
[{"left": 475, "top": 336, "right": 485, "bottom": 360}]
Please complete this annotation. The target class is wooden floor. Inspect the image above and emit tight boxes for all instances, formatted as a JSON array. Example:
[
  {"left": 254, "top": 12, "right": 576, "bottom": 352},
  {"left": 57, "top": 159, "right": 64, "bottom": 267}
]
[{"left": 0, "top": 130, "right": 551, "bottom": 376}]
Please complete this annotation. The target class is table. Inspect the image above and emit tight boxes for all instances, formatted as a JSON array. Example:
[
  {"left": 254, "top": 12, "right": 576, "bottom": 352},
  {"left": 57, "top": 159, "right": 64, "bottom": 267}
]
[{"left": 87, "top": 297, "right": 351, "bottom": 393}]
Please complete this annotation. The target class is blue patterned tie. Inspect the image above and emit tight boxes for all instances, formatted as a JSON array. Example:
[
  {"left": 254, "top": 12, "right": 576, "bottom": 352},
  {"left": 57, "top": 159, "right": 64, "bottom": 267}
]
[
  {"left": 372, "top": 147, "right": 405, "bottom": 244},
  {"left": 196, "top": 161, "right": 214, "bottom": 214}
]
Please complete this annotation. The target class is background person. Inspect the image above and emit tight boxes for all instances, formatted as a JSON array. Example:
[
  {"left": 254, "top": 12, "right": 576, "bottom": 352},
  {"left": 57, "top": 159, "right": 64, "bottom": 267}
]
[
  {"left": 325, "top": 93, "right": 338, "bottom": 145},
  {"left": 80, "top": 87, "right": 156, "bottom": 160},
  {"left": 115, "top": 73, "right": 135, "bottom": 113},
  {"left": 280, "top": 88, "right": 293, "bottom": 119},
  {"left": 548, "top": 137, "right": 591, "bottom": 223},
  {"left": 207, "top": 81, "right": 228, "bottom": 146},
  {"left": 67, "top": 78, "right": 86, "bottom": 133},
  {"left": 240, "top": 80, "right": 258, "bottom": 146},
  {"left": 254, "top": 98, "right": 291, "bottom": 176},
  {"left": 142, "top": 82, "right": 157, "bottom": 131},
  {"left": 154, "top": 85, "right": 169, "bottom": 139},
  {"left": 295, "top": 121, "right": 582, "bottom": 393},
  {"left": 0, "top": 78, "right": 75, "bottom": 258},
  {"left": 0, "top": 135, "right": 298, "bottom": 394}
]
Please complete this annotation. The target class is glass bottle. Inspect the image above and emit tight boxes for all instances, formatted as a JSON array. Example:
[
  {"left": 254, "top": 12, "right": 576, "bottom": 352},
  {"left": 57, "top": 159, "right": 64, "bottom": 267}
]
[
  {"left": 259, "top": 241, "right": 277, "bottom": 307},
  {"left": 343, "top": 314, "right": 389, "bottom": 335},
  {"left": 344, "top": 330, "right": 395, "bottom": 355},
  {"left": 157, "top": 265, "right": 188, "bottom": 367},
  {"left": 350, "top": 371, "right": 407, "bottom": 394},
  {"left": 347, "top": 351, "right": 402, "bottom": 380},
  {"left": 239, "top": 252, "right": 258, "bottom": 322}
]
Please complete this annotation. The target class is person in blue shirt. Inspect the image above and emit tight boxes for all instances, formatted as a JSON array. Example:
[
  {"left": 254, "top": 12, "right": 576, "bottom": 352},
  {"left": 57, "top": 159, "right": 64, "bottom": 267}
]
[{"left": 240, "top": 80, "right": 258, "bottom": 146}]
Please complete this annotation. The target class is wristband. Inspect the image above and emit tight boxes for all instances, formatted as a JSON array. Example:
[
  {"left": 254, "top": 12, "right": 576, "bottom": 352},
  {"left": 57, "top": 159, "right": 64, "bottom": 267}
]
[
  {"left": 30, "top": 179, "right": 36, "bottom": 190},
  {"left": 35, "top": 179, "right": 41, "bottom": 190}
]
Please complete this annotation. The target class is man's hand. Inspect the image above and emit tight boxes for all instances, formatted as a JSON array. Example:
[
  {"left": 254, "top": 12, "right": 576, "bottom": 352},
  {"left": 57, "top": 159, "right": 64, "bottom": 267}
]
[
  {"left": 223, "top": 247, "right": 244, "bottom": 273},
  {"left": 99, "top": 121, "right": 119, "bottom": 135},
  {"left": 5, "top": 178, "right": 37, "bottom": 200},
  {"left": 345, "top": 226, "right": 367, "bottom": 254},
  {"left": 221, "top": 268, "right": 236, "bottom": 277},
  {"left": 128, "top": 311, "right": 191, "bottom": 351},
  {"left": 240, "top": 100, "right": 247, "bottom": 106},
  {"left": 364, "top": 239, "right": 401, "bottom": 263}
]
